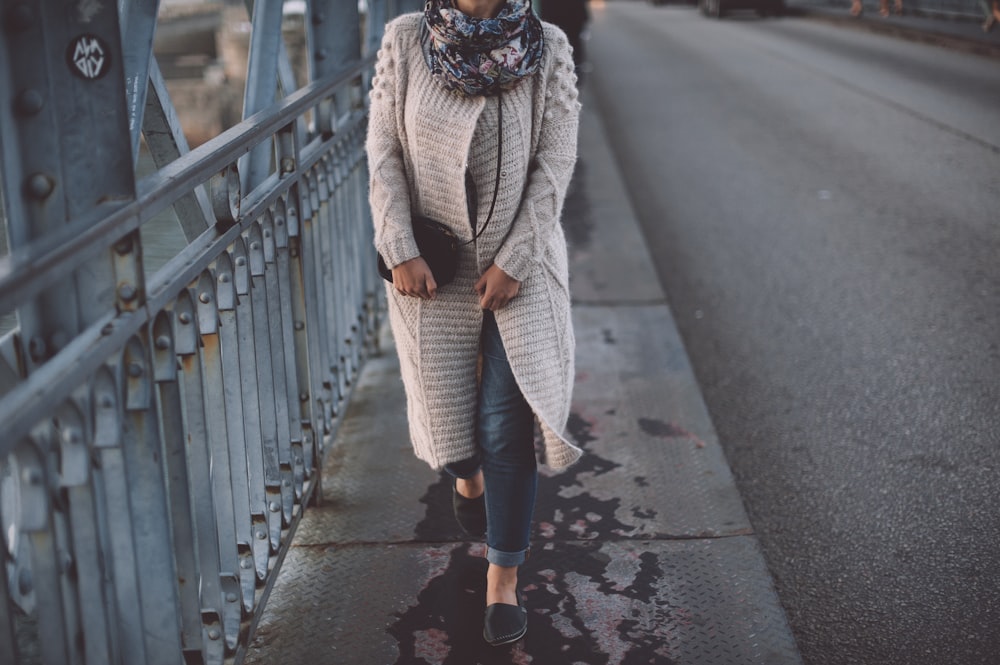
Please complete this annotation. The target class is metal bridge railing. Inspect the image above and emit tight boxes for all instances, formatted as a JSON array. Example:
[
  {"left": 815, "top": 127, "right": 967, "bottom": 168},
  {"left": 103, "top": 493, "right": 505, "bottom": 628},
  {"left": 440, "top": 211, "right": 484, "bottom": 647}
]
[{"left": 0, "top": 1, "right": 409, "bottom": 663}]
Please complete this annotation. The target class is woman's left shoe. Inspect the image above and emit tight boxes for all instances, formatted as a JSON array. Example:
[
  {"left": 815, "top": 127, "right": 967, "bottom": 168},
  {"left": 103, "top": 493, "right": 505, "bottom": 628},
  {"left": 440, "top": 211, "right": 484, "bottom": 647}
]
[
  {"left": 452, "top": 480, "right": 487, "bottom": 536},
  {"left": 483, "top": 596, "right": 528, "bottom": 646}
]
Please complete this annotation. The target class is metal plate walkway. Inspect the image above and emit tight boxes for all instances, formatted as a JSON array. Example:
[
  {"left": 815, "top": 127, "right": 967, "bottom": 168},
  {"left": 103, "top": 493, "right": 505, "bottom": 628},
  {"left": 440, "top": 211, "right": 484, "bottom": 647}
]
[{"left": 241, "top": 89, "right": 803, "bottom": 665}]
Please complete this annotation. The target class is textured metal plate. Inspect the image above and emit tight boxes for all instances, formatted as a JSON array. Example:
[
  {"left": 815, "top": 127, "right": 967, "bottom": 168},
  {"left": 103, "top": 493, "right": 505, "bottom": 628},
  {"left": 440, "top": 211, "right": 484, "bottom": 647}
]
[{"left": 244, "top": 537, "right": 800, "bottom": 665}]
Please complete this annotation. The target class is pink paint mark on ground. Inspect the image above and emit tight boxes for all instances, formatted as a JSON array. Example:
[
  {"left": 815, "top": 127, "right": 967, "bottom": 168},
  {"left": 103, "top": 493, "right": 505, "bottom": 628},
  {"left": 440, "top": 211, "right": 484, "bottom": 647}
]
[
  {"left": 538, "top": 522, "right": 556, "bottom": 538},
  {"left": 537, "top": 569, "right": 558, "bottom": 582},
  {"left": 413, "top": 628, "right": 450, "bottom": 663},
  {"left": 416, "top": 544, "right": 460, "bottom": 584},
  {"left": 510, "top": 645, "right": 534, "bottom": 664}
]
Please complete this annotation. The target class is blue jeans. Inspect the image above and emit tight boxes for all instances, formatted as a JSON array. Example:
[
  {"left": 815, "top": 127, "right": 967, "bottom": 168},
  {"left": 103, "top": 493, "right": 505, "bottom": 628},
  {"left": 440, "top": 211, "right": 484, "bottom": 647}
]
[{"left": 445, "top": 311, "right": 537, "bottom": 568}]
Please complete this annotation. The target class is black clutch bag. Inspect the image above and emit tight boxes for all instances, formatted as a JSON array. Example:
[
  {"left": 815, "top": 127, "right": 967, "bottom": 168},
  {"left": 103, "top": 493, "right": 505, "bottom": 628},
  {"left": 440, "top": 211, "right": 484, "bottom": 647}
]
[
  {"left": 377, "top": 96, "right": 504, "bottom": 289},
  {"left": 377, "top": 216, "right": 460, "bottom": 286}
]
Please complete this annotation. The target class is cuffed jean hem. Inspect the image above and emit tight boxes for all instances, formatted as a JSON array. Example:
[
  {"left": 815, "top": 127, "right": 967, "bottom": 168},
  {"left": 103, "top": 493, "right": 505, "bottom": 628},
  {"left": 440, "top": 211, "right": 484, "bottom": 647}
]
[{"left": 487, "top": 546, "right": 529, "bottom": 568}]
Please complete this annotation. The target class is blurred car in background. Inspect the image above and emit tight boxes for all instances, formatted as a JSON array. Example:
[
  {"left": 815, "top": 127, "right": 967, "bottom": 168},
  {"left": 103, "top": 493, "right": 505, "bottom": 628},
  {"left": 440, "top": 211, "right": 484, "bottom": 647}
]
[{"left": 699, "top": 0, "right": 784, "bottom": 16}]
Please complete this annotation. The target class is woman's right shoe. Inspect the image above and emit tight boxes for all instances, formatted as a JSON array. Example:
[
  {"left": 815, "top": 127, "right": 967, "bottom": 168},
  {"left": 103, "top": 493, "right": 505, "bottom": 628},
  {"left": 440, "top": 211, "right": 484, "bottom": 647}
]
[
  {"left": 452, "top": 480, "right": 486, "bottom": 536},
  {"left": 483, "top": 596, "right": 528, "bottom": 646}
]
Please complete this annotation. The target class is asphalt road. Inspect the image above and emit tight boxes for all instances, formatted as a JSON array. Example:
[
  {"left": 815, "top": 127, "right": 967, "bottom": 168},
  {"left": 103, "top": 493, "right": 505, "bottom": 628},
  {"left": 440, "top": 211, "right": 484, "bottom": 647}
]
[{"left": 583, "top": 2, "right": 1000, "bottom": 664}]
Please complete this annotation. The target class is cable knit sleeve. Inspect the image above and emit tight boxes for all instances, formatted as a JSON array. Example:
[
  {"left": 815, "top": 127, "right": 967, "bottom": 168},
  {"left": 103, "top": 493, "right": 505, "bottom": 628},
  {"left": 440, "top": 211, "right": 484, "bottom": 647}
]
[
  {"left": 493, "top": 29, "right": 581, "bottom": 283},
  {"left": 366, "top": 20, "right": 420, "bottom": 269}
]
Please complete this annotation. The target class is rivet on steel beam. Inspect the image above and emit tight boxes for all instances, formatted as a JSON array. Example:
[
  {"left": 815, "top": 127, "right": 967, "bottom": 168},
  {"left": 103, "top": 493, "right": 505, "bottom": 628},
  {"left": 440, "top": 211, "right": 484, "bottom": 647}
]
[
  {"left": 235, "top": 256, "right": 246, "bottom": 267},
  {"left": 226, "top": 593, "right": 238, "bottom": 603},
  {"left": 316, "top": 48, "right": 329, "bottom": 61},
  {"left": 294, "top": 321, "right": 304, "bottom": 331},
  {"left": 118, "top": 284, "right": 137, "bottom": 302},
  {"left": 250, "top": 242, "right": 261, "bottom": 251},
  {"left": 178, "top": 312, "right": 192, "bottom": 325},
  {"left": 219, "top": 274, "right": 231, "bottom": 284},
  {"left": 290, "top": 248, "right": 299, "bottom": 258},
  {"left": 114, "top": 237, "right": 133, "bottom": 255},
  {"left": 22, "top": 467, "right": 42, "bottom": 485},
  {"left": 299, "top": 393, "right": 308, "bottom": 402},
  {"left": 128, "top": 363, "right": 143, "bottom": 378},
  {"left": 25, "top": 173, "right": 54, "bottom": 200},
  {"left": 263, "top": 229, "right": 271, "bottom": 239},
  {"left": 198, "top": 292, "right": 212, "bottom": 305},
  {"left": 64, "top": 428, "right": 81, "bottom": 445},
  {"left": 282, "top": 479, "right": 291, "bottom": 488},
  {"left": 208, "top": 629, "right": 221, "bottom": 641},
  {"left": 100, "top": 396, "right": 114, "bottom": 408},
  {"left": 15, "top": 89, "right": 43, "bottom": 115},
  {"left": 256, "top": 530, "right": 267, "bottom": 540},
  {"left": 155, "top": 336, "right": 170, "bottom": 350},
  {"left": 240, "top": 558, "right": 253, "bottom": 569},
  {"left": 268, "top": 502, "right": 280, "bottom": 512}
]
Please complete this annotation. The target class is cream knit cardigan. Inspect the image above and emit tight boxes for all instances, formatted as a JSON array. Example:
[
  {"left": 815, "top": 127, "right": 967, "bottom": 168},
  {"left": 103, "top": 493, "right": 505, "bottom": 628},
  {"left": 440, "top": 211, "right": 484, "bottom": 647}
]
[{"left": 366, "top": 13, "right": 582, "bottom": 470}]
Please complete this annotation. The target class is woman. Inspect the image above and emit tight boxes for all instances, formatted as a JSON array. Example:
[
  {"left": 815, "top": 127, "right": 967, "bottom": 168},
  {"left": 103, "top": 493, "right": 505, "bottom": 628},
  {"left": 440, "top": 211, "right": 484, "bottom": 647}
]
[{"left": 366, "top": 0, "right": 583, "bottom": 647}]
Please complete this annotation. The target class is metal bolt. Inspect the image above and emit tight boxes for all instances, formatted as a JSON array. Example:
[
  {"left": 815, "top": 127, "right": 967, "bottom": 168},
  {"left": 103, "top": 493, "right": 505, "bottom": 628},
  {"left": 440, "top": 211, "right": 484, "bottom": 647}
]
[
  {"left": 219, "top": 274, "right": 231, "bottom": 284},
  {"left": 25, "top": 173, "right": 54, "bottom": 199},
  {"left": 178, "top": 312, "right": 192, "bottom": 325},
  {"left": 199, "top": 292, "right": 212, "bottom": 305},
  {"left": 268, "top": 501, "right": 280, "bottom": 512},
  {"left": 256, "top": 530, "right": 267, "bottom": 540},
  {"left": 208, "top": 629, "right": 221, "bottom": 641},
  {"left": 63, "top": 428, "right": 81, "bottom": 445},
  {"left": 118, "top": 284, "right": 137, "bottom": 302},
  {"left": 282, "top": 479, "right": 291, "bottom": 488},
  {"left": 128, "top": 362, "right": 143, "bottom": 378},
  {"left": 250, "top": 242, "right": 261, "bottom": 251},
  {"left": 114, "top": 237, "right": 132, "bottom": 255},
  {"left": 22, "top": 467, "right": 42, "bottom": 485},
  {"left": 294, "top": 321, "right": 304, "bottom": 331},
  {"left": 155, "top": 336, "right": 170, "bottom": 350},
  {"left": 100, "top": 395, "right": 114, "bottom": 408},
  {"left": 263, "top": 229, "right": 271, "bottom": 239},
  {"left": 300, "top": 393, "right": 309, "bottom": 402},
  {"left": 15, "top": 89, "right": 43, "bottom": 115},
  {"left": 240, "top": 559, "right": 253, "bottom": 569},
  {"left": 235, "top": 256, "right": 246, "bottom": 267},
  {"left": 226, "top": 592, "right": 238, "bottom": 603}
]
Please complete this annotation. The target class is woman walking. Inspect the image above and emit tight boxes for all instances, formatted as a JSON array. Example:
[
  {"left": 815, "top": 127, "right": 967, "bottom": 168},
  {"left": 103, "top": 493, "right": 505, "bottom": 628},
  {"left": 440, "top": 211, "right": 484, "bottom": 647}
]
[{"left": 366, "top": 0, "right": 583, "bottom": 647}]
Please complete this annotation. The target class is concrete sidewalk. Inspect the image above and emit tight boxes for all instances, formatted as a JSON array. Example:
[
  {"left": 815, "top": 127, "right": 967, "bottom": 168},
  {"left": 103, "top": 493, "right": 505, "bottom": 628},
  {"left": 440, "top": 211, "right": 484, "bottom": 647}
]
[{"left": 240, "top": 87, "right": 802, "bottom": 664}]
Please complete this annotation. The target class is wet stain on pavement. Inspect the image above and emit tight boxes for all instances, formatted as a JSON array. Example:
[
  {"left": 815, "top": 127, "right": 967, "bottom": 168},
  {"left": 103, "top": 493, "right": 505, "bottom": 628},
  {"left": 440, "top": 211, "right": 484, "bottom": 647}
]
[{"left": 638, "top": 417, "right": 707, "bottom": 449}]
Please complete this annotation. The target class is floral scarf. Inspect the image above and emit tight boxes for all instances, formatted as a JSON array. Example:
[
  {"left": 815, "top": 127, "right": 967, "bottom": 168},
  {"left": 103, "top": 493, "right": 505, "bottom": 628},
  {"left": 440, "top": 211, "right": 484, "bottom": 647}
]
[{"left": 421, "top": 0, "right": 544, "bottom": 97}]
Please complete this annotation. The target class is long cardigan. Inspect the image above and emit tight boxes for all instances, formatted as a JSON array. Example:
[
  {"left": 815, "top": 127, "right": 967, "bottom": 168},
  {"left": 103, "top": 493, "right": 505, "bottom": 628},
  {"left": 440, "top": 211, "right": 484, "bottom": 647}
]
[{"left": 366, "top": 12, "right": 582, "bottom": 470}]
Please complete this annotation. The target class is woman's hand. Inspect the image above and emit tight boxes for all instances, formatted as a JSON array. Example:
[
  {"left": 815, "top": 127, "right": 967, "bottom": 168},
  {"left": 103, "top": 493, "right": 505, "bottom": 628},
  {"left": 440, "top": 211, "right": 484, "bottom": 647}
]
[
  {"left": 475, "top": 264, "right": 520, "bottom": 311},
  {"left": 392, "top": 257, "right": 438, "bottom": 300}
]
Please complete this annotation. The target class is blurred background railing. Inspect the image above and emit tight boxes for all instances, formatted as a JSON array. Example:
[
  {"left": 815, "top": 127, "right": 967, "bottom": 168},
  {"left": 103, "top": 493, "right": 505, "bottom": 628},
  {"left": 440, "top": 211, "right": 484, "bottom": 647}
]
[
  {"left": 0, "top": 1, "right": 414, "bottom": 663},
  {"left": 788, "top": 0, "right": 984, "bottom": 18}
]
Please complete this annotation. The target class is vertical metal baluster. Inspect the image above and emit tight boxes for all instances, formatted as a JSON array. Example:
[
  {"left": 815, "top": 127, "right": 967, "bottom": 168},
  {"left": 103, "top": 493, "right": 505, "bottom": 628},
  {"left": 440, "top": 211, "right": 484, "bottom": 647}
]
[
  {"left": 91, "top": 368, "right": 142, "bottom": 665},
  {"left": 247, "top": 223, "right": 284, "bottom": 551},
  {"left": 173, "top": 292, "right": 226, "bottom": 665},
  {"left": 55, "top": 399, "right": 113, "bottom": 665},
  {"left": 317, "top": 160, "right": 345, "bottom": 405},
  {"left": 261, "top": 215, "right": 295, "bottom": 525},
  {"left": 283, "top": 191, "right": 318, "bottom": 483},
  {"left": 215, "top": 253, "right": 257, "bottom": 613},
  {"left": 46, "top": 412, "right": 81, "bottom": 665},
  {"left": 345, "top": 133, "right": 367, "bottom": 370},
  {"left": 273, "top": 200, "right": 306, "bottom": 499},
  {"left": 331, "top": 148, "right": 355, "bottom": 389},
  {"left": 194, "top": 272, "right": 243, "bottom": 651},
  {"left": 232, "top": 238, "right": 271, "bottom": 583},
  {"left": 150, "top": 312, "right": 205, "bottom": 660},
  {"left": 305, "top": 173, "right": 335, "bottom": 432},
  {"left": 121, "top": 335, "right": 184, "bottom": 663},
  {"left": 0, "top": 528, "right": 16, "bottom": 665},
  {"left": 18, "top": 435, "right": 69, "bottom": 665}
]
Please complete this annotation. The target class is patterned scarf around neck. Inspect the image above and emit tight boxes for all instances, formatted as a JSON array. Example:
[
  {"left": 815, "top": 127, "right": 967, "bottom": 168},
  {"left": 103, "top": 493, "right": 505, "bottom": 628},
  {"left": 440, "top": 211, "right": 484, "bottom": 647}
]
[{"left": 421, "top": 0, "right": 544, "bottom": 97}]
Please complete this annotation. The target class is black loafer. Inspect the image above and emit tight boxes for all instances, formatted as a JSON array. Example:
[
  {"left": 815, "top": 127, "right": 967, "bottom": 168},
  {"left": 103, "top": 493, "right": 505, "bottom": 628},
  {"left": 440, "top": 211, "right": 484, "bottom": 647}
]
[
  {"left": 483, "top": 597, "right": 528, "bottom": 646},
  {"left": 452, "top": 480, "right": 486, "bottom": 536}
]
